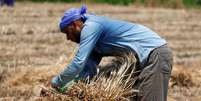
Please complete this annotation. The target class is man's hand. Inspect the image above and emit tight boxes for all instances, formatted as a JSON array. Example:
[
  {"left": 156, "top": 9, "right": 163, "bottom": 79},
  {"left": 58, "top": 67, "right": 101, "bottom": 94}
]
[
  {"left": 51, "top": 77, "right": 76, "bottom": 93},
  {"left": 61, "top": 80, "right": 76, "bottom": 92}
]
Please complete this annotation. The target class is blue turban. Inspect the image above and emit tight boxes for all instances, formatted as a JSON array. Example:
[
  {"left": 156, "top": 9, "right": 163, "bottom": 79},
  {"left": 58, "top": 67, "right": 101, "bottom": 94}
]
[{"left": 59, "top": 5, "right": 87, "bottom": 31}]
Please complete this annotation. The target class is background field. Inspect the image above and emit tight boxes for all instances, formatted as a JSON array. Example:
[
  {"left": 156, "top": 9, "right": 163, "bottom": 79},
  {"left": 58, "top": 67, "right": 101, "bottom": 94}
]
[
  {"left": 0, "top": 2, "right": 201, "bottom": 101},
  {"left": 17, "top": 0, "right": 201, "bottom": 8}
]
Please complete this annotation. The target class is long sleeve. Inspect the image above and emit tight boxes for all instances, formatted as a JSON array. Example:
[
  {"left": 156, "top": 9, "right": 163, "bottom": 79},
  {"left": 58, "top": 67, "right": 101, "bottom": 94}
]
[
  {"left": 78, "top": 49, "right": 102, "bottom": 79},
  {"left": 51, "top": 22, "right": 104, "bottom": 87}
]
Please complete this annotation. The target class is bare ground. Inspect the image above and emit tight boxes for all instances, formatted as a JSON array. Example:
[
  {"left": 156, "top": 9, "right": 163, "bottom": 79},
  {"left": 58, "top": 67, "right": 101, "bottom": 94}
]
[{"left": 0, "top": 2, "right": 201, "bottom": 101}]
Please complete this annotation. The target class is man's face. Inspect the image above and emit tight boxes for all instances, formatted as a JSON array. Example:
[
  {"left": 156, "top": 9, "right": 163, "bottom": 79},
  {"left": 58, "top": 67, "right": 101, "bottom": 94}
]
[{"left": 62, "top": 21, "right": 82, "bottom": 43}]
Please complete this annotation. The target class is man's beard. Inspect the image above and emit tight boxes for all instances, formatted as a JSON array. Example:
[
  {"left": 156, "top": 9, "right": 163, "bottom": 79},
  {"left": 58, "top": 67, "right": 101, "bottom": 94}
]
[
  {"left": 74, "top": 32, "right": 80, "bottom": 43},
  {"left": 75, "top": 37, "right": 80, "bottom": 43}
]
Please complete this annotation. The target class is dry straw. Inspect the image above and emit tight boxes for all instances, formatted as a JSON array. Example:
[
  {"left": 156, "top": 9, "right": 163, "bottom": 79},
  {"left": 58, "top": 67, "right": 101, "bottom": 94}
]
[{"left": 46, "top": 52, "right": 139, "bottom": 100}]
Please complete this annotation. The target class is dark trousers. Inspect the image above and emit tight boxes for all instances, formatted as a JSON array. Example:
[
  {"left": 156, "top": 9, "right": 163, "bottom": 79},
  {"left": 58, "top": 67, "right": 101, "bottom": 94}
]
[{"left": 133, "top": 45, "right": 173, "bottom": 101}]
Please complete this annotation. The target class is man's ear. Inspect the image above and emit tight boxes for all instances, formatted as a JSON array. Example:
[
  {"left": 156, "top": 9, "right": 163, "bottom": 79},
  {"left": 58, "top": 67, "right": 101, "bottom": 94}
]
[
  {"left": 73, "top": 20, "right": 83, "bottom": 26},
  {"left": 71, "top": 21, "right": 77, "bottom": 27}
]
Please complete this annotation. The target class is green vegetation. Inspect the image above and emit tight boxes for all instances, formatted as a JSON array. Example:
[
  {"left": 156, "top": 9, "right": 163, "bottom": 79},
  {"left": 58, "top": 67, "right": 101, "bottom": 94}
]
[
  {"left": 31, "top": 0, "right": 74, "bottom": 2},
  {"left": 16, "top": 0, "right": 201, "bottom": 8},
  {"left": 93, "top": 0, "right": 134, "bottom": 5},
  {"left": 183, "top": 0, "right": 201, "bottom": 8}
]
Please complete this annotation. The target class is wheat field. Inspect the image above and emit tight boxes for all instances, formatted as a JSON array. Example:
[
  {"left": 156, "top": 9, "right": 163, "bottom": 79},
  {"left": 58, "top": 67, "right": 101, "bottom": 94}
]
[{"left": 0, "top": 2, "right": 201, "bottom": 101}]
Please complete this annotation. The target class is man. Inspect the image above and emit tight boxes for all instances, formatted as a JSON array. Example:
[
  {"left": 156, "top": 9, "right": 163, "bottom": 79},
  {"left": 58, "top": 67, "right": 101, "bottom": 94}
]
[
  {"left": 51, "top": 5, "right": 173, "bottom": 101},
  {"left": 0, "top": 0, "right": 14, "bottom": 7}
]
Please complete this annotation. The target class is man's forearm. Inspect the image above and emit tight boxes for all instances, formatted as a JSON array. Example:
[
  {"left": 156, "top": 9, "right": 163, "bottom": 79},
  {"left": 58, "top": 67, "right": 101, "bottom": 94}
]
[{"left": 51, "top": 64, "right": 82, "bottom": 87}]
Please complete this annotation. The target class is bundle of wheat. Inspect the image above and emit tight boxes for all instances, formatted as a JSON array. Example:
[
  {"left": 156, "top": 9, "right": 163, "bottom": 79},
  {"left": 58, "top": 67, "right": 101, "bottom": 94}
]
[{"left": 41, "top": 53, "right": 138, "bottom": 100}]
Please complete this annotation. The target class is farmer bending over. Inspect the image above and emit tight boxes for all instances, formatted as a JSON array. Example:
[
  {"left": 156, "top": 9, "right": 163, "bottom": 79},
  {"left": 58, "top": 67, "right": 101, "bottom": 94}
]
[
  {"left": 0, "top": 0, "right": 14, "bottom": 7},
  {"left": 51, "top": 5, "right": 173, "bottom": 101}
]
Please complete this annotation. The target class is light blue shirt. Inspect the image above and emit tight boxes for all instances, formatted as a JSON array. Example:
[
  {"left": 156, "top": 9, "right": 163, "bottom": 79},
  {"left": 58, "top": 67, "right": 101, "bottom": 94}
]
[{"left": 52, "top": 14, "right": 167, "bottom": 87}]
